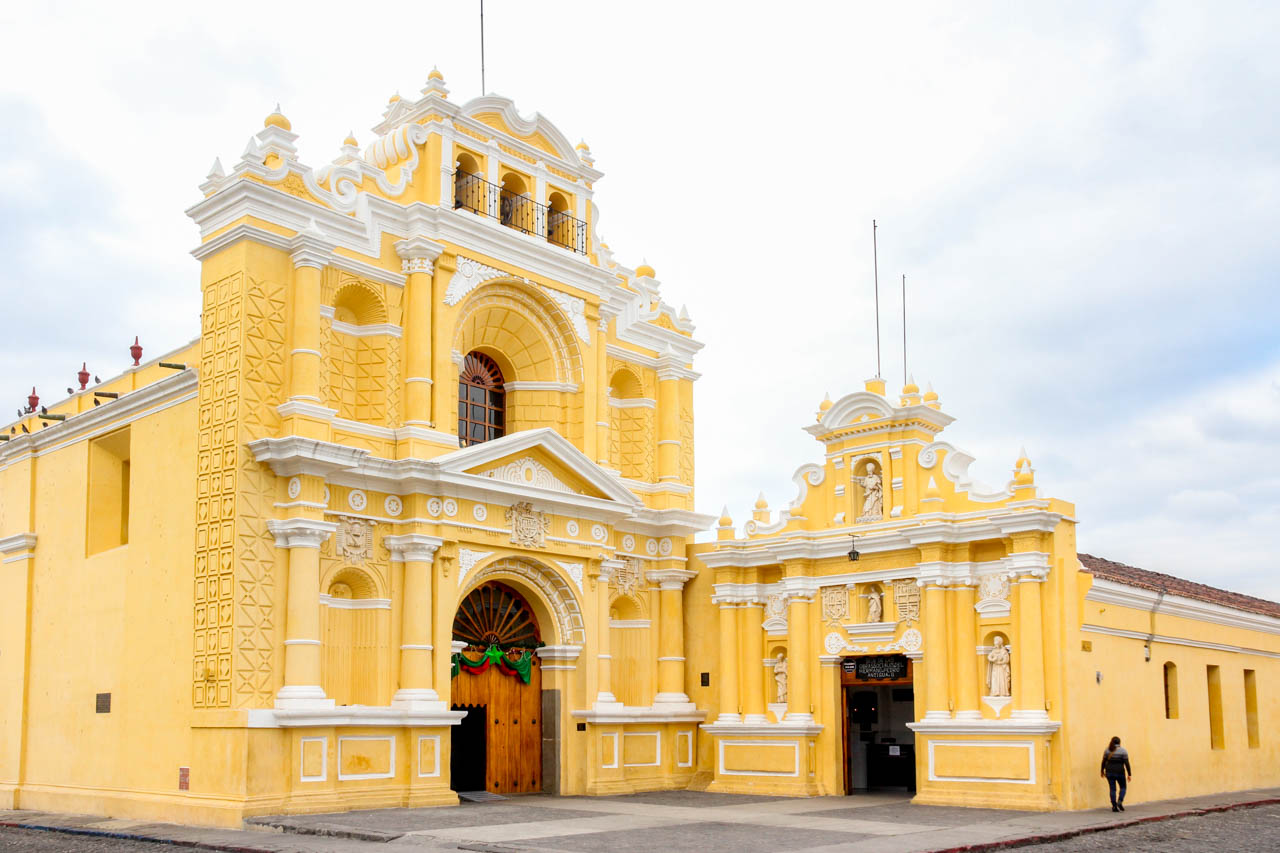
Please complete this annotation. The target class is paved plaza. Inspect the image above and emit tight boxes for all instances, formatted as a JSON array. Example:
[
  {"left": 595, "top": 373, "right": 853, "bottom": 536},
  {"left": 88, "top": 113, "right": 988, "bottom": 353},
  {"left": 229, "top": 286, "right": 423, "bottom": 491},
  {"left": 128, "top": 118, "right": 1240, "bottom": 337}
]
[{"left": 3, "top": 787, "right": 1279, "bottom": 852}]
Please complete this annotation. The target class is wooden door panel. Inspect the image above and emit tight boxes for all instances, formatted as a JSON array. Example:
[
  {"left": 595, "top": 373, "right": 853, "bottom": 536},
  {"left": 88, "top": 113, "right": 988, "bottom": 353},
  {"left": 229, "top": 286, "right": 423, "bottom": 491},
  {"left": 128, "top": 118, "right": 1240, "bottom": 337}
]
[{"left": 451, "top": 651, "right": 541, "bottom": 794}]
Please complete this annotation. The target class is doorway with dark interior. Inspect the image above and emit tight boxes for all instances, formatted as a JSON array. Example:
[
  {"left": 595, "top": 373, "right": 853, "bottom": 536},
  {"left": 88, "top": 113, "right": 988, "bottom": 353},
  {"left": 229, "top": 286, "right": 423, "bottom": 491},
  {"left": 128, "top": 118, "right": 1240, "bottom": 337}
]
[
  {"left": 842, "top": 654, "right": 916, "bottom": 793},
  {"left": 449, "top": 581, "right": 544, "bottom": 795}
]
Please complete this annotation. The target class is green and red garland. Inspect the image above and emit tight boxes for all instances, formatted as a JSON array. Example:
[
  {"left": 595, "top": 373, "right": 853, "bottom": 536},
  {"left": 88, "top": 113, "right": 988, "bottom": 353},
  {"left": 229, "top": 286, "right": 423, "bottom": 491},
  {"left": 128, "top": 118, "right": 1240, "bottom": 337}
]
[{"left": 451, "top": 644, "right": 533, "bottom": 684}]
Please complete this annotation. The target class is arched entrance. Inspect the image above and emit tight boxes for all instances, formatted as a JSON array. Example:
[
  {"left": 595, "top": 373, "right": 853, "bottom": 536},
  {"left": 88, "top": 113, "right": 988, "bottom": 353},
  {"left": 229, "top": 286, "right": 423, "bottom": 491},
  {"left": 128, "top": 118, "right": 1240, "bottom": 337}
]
[{"left": 450, "top": 582, "right": 543, "bottom": 795}]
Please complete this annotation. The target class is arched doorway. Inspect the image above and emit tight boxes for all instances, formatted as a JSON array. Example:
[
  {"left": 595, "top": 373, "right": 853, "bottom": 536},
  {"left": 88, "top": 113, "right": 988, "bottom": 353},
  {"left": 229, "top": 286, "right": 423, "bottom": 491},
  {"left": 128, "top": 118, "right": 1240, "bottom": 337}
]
[{"left": 450, "top": 582, "right": 543, "bottom": 795}]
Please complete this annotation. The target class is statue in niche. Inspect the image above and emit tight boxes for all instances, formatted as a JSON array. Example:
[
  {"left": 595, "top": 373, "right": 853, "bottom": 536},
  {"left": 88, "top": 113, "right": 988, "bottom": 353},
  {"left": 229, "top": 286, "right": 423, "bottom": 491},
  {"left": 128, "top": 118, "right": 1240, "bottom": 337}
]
[
  {"left": 987, "top": 637, "right": 1012, "bottom": 697},
  {"left": 853, "top": 462, "right": 884, "bottom": 520},
  {"left": 866, "top": 589, "right": 883, "bottom": 623},
  {"left": 774, "top": 654, "right": 788, "bottom": 704}
]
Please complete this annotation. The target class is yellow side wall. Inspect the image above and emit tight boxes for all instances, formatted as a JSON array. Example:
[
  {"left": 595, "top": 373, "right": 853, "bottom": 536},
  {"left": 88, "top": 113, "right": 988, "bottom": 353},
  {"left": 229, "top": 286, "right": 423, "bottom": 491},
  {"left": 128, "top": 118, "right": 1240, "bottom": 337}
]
[{"left": 9, "top": 398, "right": 202, "bottom": 819}]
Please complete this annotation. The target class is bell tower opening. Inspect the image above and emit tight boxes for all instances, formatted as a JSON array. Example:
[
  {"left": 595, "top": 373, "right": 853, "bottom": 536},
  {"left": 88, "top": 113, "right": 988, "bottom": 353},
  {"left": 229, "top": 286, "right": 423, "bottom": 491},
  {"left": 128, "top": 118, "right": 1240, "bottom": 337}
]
[{"left": 450, "top": 582, "right": 544, "bottom": 795}]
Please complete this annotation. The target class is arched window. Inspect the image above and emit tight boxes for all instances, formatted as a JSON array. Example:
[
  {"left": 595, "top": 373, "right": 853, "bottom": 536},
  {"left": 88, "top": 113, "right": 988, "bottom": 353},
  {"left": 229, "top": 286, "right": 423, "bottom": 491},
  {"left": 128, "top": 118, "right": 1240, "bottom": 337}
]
[{"left": 458, "top": 351, "right": 505, "bottom": 447}]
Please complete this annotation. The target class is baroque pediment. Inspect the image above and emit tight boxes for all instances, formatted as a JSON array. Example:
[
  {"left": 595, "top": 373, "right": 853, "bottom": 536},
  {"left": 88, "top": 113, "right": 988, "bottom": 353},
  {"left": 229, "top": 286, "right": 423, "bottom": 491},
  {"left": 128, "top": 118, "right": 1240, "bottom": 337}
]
[
  {"left": 478, "top": 455, "right": 576, "bottom": 494},
  {"left": 434, "top": 428, "right": 642, "bottom": 508}
]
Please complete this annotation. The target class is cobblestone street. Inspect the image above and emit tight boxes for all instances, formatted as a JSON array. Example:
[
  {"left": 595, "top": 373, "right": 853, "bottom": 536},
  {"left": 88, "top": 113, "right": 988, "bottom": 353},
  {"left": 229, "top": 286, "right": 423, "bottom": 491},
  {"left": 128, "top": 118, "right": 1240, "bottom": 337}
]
[
  {"left": 4, "top": 791, "right": 1280, "bottom": 852},
  {"left": 1023, "top": 802, "right": 1280, "bottom": 852}
]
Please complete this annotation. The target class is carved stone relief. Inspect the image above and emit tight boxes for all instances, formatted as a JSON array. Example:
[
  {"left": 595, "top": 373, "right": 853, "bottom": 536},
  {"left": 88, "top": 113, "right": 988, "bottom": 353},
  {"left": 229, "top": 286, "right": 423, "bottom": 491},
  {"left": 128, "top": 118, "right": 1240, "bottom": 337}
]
[
  {"left": 820, "top": 586, "right": 849, "bottom": 624},
  {"left": 337, "top": 516, "right": 373, "bottom": 563},
  {"left": 763, "top": 593, "right": 788, "bottom": 631},
  {"left": 612, "top": 558, "right": 641, "bottom": 597},
  {"left": 506, "top": 501, "right": 550, "bottom": 548},
  {"left": 893, "top": 580, "right": 920, "bottom": 623}
]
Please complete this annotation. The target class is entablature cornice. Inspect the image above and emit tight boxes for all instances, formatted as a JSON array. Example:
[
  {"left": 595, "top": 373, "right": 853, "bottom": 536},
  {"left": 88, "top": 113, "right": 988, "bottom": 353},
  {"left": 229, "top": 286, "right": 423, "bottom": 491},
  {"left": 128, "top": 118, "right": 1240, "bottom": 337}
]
[
  {"left": 383, "top": 533, "right": 444, "bottom": 563},
  {"left": 188, "top": 179, "right": 640, "bottom": 314},
  {"left": 0, "top": 368, "right": 198, "bottom": 470},
  {"left": 646, "top": 568, "right": 697, "bottom": 590},
  {"left": 703, "top": 509, "right": 1068, "bottom": 570},
  {"left": 621, "top": 507, "right": 716, "bottom": 538},
  {"left": 0, "top": 533, "right": 37, "bottom": 555},
  {"left": 266, "top": 517, "right": 338, "bottom": 549},
  {"left": 247, "top": 431, "right": 699, "bottom": 529}
]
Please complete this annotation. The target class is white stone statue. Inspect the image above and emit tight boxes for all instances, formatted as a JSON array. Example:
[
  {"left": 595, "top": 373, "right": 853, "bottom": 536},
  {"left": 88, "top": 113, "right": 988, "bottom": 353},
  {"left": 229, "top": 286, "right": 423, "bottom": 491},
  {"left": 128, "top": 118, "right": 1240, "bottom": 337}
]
[
  {"left": 854, "top": 462, "right": 883, "bottom": 520},
  {"left": 987, "top": 637, "right": 1012, "bottom": 697},
  {"left": 866, "top": 589, "right": 883, "bottom": 623},
  {"left": 774, "top": 654, "right": 788, "bottom": 704}
]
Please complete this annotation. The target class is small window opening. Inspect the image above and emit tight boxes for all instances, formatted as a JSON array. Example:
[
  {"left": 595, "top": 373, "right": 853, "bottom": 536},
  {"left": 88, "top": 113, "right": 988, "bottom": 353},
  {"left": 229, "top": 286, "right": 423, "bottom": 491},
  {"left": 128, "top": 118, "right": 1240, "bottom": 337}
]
[
  {"left": 458, "top": 352, "right": 505, "bottom": 447},
  {"left": 1207, "top": 665, "right": 1225, "bottom": 749},
  {"left": 1244, "top": 669, "right": 1259, "bottom": 748},
  {"left": 87, "top": 427, "right": 130, "bottom": 554},
  {"left": 1163, "top": 662, "right": 1179, "bottom": 719}
]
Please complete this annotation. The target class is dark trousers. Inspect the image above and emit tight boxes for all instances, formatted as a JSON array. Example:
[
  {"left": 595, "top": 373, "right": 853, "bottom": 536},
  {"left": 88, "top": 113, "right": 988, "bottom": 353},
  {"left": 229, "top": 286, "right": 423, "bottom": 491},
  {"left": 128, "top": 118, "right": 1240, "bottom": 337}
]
[{"left": 1107, "top": 774, "right": 1127, "bottom": 805}]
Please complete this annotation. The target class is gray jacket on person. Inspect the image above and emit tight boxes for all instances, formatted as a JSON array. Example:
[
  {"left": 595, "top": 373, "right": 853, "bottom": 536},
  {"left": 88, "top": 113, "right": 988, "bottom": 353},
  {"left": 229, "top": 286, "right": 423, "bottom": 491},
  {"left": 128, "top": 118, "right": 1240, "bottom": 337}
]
[{"left": 1101, "top": 746, "right": 1132, "bottom": 777}]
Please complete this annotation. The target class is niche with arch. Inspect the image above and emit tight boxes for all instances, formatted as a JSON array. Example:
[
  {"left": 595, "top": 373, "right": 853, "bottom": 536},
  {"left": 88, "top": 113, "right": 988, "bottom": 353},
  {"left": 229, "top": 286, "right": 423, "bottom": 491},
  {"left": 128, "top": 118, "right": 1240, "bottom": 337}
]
[
  {"left": 607, "top": 367, "right": 654, "bottom": 481},
  {"left": 323, "top": 280, "right": 395, "bottom": 425},
  {"left": 499, "top": 170, "right": 534, "bottom": 234},
  {"left": 452, "top": 283, "right": 584, "bottom": 442},
  {"left": 768, "top": 643, "right": 789, "bottom": 708},
  {"left": 321, "top": 567, "right": 388, "bottom": 706},
  {"left": 980, "top": 630, "right": 1013, "bottom": 715},
  {"left": 453, "top": 150, "right": 486, "bottom": 213},
  {"left": 851, "top": 456, "right": 886, "bottom": 522},
  {"left": 858, "top": 583, "right": 887, "bottom": 624},
  {"left": 609, "top": 593, "right": 651, "bottom": 707}
]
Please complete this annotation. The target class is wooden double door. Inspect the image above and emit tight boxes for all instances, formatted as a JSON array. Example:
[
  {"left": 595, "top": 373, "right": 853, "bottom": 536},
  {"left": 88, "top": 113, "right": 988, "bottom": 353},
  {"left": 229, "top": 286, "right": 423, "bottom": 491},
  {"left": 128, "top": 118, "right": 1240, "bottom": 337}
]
[
  {"left": 450, "top": 653, "right": 542, "bottom": 794},
  {"left": 450, "top": 582, "right": 544, "bottom": 795}
]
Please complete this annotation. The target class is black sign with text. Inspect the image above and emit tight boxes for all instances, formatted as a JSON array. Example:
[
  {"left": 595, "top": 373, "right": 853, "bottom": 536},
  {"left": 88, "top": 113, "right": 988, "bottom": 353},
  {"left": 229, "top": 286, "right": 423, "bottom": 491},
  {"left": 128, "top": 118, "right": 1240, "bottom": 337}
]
[{"left": 849, "top": 655, "right": 908, "bottom": 681}]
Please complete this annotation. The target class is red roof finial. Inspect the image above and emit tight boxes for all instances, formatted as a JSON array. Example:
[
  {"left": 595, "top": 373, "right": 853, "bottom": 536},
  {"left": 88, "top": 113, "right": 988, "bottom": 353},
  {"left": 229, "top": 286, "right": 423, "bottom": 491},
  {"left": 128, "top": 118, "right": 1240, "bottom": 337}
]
[
  {"left": 28, "top": 387, "right": 39, "bottom": 411},
  {"left": 130, "top": 336, "right": 143, "bottom": 367},
  {"left": 78, "top": 362, "right": 90, "bottom": 391}
]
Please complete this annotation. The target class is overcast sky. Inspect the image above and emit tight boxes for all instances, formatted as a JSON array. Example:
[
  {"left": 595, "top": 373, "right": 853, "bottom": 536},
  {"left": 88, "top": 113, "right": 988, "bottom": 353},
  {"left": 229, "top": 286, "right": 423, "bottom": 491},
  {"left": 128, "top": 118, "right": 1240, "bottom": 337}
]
[{"left": 2, "top": 2, "right": 1276, "bottom": 598}]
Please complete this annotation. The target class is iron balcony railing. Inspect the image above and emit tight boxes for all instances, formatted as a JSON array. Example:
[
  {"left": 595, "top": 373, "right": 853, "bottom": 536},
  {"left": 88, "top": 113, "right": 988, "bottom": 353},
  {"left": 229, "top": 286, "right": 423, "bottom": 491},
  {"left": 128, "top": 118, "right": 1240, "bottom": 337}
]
[{"left": 453, "top": 170, "right": 588, "bottom": 255}]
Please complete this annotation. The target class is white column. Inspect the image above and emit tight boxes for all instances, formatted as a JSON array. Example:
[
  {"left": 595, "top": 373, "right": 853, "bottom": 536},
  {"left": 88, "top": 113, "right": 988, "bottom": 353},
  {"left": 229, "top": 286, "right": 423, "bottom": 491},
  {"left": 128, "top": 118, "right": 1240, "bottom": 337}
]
[
  {"left": 385, "top": 533, "right": 445, "bottom": 711},
  {"left": 647, "top": 568, "right": 697, "bottom": 708},
  {"left": 267, "top": 517, "right": 339, "bottom": 709}
]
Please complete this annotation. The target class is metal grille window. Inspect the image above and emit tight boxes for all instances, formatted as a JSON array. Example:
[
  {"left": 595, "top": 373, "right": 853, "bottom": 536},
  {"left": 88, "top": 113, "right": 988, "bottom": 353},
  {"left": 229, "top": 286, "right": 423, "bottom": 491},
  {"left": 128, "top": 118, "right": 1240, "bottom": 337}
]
[{"left": 458, "top": 352, "right": 505, "bottom": 447}]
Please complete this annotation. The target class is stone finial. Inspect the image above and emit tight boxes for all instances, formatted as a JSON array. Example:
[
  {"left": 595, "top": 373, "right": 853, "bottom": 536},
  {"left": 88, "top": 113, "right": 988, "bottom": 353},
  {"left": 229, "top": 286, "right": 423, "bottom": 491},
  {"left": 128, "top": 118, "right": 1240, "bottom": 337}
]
[
  {"left": 264, "top": 103, "right": 291, "bottom": 131},
  {"left": 1013, "top": 446, "right": 1035, "bottom": 487},
  {"left": 422, "top": 67, "right": 449, "bottom": 98},
  {"left": 717, "top": 505, "right": 735, "bottom": 540}
]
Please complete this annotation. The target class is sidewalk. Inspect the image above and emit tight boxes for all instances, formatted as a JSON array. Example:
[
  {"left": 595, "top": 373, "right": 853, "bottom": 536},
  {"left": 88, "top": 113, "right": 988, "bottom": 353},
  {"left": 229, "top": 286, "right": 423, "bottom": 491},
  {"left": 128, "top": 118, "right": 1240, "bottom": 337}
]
[{"left": 3, "top": 786, "right": 1278, "bottom": 852}]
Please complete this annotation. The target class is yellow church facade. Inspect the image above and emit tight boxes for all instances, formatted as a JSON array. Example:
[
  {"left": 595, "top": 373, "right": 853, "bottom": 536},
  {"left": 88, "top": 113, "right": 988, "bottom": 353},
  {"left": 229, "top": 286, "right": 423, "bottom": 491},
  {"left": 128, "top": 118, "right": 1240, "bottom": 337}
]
[{"left": 1, "top": 73, "right": 1277, "bottom": 827}]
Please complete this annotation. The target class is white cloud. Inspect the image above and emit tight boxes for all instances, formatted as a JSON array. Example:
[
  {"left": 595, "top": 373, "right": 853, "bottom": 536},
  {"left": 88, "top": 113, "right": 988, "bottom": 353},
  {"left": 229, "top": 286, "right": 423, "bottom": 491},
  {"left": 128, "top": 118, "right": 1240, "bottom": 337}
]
[{"left": 0, "top": 1, "right": 1276, "bottom": 599}]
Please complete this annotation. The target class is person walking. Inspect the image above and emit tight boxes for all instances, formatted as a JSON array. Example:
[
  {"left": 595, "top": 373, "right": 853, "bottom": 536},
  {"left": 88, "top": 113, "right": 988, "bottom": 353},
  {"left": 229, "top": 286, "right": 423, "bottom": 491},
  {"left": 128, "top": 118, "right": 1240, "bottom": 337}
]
[{"left": 1100, "top": 736, "right": 1132, "bottom": 811}]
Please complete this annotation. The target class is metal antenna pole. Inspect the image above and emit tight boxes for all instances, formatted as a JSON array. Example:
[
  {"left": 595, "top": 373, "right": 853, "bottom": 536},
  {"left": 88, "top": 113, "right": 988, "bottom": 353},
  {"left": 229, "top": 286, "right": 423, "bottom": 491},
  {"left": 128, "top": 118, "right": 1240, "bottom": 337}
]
[
  {"left": 873, "top": 220, "right": 881, "bottom": 378},
  {"left": 902, "top": 274, "right": 908, "bottom": 387},
  {"left": 480, "top": 0, "right": 486, "bottom": 94}
]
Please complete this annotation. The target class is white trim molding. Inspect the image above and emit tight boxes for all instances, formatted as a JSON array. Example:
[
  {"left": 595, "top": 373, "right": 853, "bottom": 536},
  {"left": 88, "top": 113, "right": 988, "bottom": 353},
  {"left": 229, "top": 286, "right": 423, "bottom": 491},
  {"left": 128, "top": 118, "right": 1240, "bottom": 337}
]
[
  {"left": 621, "top": 731, "right": 662, "bottom": 768},
  {"left": 336, "top": 736, "right": 396, "bottom": 781},
  {"left": 0, "top": 533, "right": 37, "bottom": 554},
  {"left": 1085, "top": 577, "right": 1280, "bottom": 636},
  {"left": 299, "top": 737, "right": 328, "bottom": 783}
]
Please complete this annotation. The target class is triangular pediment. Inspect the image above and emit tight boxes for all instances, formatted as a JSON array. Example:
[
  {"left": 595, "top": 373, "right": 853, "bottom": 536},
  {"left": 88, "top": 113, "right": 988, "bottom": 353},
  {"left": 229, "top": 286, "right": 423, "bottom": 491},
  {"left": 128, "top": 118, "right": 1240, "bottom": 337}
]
[{"left": 433, "top": 428, "right": 641, "bottom": 506}]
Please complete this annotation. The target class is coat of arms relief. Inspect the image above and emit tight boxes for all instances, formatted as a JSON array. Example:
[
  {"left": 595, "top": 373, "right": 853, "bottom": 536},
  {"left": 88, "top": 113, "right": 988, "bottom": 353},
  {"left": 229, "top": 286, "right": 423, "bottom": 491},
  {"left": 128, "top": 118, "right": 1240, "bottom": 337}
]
[
  {"left": 337, "top": 516, "right": 373, "bottom": 563},
  {"left": 892, "top": 579, "right": 920, "bottom": 623},
  {"left": 506, "top": 501, "right": 550, "bottom": 548},
  {"left": 820, "top": 586, "right": 849, "bottom": 624}
]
